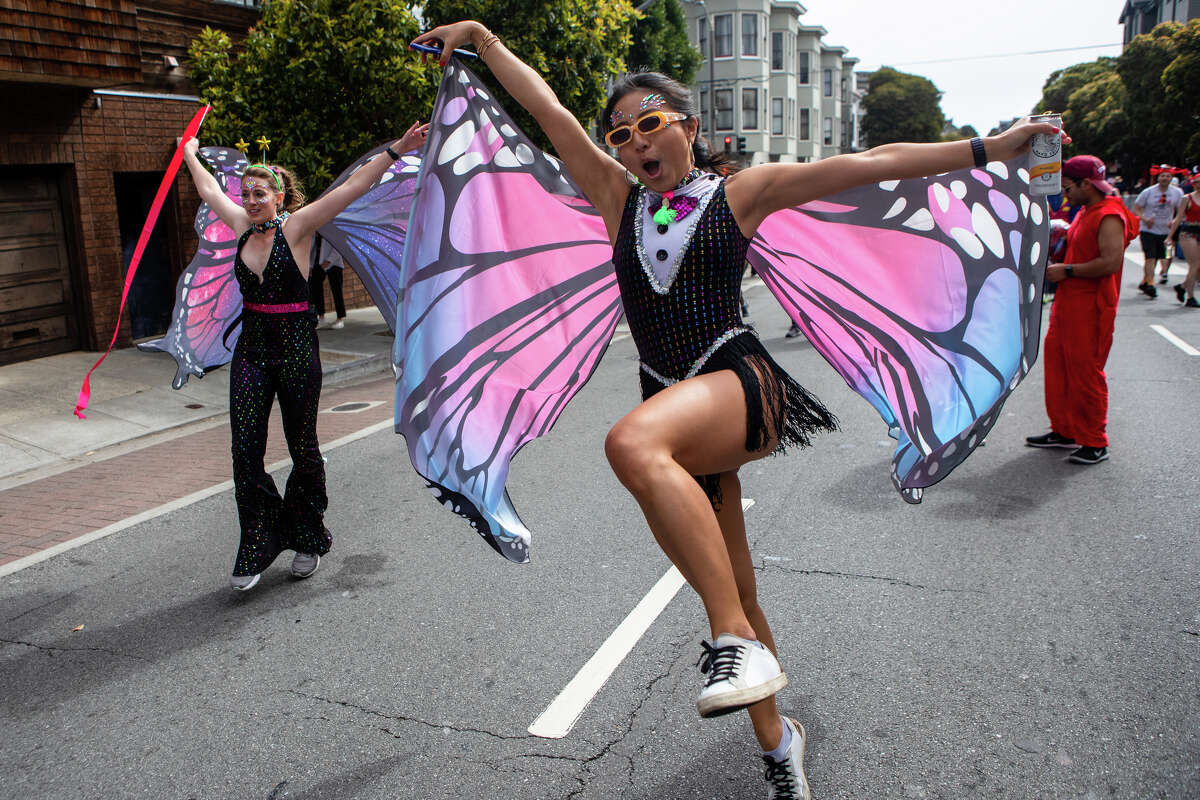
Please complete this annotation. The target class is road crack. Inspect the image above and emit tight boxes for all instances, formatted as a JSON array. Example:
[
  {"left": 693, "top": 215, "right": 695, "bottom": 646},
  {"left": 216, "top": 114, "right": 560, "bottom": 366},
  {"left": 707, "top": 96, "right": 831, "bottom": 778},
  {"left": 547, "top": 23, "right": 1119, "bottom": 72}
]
[
  {"left": 0, "top": 636, "right": 147, "bottom": 661},
  {"left": 285, "top": 689, "right": 530, "bottom": 741},
  {"left": 756, "top": 563, "right": 982, "bottom": 594}
]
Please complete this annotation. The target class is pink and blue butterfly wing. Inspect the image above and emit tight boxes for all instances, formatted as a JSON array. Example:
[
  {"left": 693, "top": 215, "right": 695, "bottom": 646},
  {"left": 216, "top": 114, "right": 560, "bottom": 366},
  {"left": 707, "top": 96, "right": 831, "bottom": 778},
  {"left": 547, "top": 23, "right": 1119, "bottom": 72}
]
[
  {"left": 748, "top": 163, "right": 1048, "bottom": 501},
  {"left": 140, "top": 147, "right": 247, "bottom": 388},
  {"left": 395, "top": 63, "right": 621, "bottom": 561}
]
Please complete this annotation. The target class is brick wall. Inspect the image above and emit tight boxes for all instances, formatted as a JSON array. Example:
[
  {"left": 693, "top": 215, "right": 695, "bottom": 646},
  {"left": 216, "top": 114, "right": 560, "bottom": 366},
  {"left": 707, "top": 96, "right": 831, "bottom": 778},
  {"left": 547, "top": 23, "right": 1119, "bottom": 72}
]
[{"left": 0, "top": 82, "right": 204, "bottom": 349}]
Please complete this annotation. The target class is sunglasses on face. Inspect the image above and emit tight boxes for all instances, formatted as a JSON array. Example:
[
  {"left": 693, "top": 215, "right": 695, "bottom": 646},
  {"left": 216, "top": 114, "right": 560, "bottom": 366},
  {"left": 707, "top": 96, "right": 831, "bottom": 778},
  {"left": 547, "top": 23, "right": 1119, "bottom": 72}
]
[{"left": 605, "top": 110, "right": 689, "bottom": 148}]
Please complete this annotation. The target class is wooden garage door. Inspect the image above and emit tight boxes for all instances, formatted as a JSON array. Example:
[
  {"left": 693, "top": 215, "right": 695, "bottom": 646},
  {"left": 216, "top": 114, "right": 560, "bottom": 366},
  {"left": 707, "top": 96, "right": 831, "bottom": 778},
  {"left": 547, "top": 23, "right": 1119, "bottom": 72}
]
[{"left": 0, "top": 175, "right": 79, "bottom": 364}]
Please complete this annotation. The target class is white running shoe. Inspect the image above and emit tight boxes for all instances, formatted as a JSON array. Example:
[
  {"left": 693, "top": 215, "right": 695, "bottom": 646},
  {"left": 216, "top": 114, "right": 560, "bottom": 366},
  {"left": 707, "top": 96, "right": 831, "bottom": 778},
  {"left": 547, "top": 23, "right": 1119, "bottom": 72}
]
[
  {"left": 763, "top": 717, "right": 810, "bottom": 800},
  {"left": 330, "top": 319, "right": 345, "bottom": 329},
  {"left": 696, "top": 633, "right": 788, "bottom": 718},
  {"left": 291, "top": 552, "right": 320, "bottom": 579},
  {"left": 230, "top": 573, "right": 260, "bottom": 591}
]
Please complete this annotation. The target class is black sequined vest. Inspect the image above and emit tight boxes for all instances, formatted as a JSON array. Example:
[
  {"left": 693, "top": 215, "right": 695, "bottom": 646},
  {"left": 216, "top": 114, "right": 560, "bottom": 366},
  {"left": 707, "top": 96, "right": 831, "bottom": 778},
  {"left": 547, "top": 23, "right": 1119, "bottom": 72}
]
[{"left": 612, "top": 180, "right": 751, "bottom": 385}]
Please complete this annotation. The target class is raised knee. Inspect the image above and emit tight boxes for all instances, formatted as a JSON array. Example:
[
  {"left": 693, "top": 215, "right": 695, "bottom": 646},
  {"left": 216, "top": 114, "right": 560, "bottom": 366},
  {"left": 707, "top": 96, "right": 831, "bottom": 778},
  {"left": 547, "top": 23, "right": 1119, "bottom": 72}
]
[{"left": 604, "top": 418, "right": 664, "bottom": 492}]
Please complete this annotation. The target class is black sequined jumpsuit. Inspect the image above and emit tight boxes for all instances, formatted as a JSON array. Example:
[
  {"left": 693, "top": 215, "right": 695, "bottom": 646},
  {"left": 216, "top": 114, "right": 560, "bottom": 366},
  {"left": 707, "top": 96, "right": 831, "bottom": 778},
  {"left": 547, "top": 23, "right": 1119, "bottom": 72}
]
[
  {"left": 612, "top": 179, "right": 838, "bottom": 503},
  {"left": 230, "top": 225, "right": 331, "bottom": 576}
]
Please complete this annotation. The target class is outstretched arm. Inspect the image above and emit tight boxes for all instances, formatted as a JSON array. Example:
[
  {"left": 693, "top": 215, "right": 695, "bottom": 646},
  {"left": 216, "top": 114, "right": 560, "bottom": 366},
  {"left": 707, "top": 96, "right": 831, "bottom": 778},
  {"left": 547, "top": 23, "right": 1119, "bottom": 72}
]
[
  {"left": 725, "top": 118, "right": 1065, "bottom": 238},
  {"left": 182, "top": 138, "right": 251, "bottom": 235},
  {"left": 284, "top": 121, "right": 430, "bottom": 243},
  {"left": 412, "top": 21, "right": 628, "bottom": 235}
]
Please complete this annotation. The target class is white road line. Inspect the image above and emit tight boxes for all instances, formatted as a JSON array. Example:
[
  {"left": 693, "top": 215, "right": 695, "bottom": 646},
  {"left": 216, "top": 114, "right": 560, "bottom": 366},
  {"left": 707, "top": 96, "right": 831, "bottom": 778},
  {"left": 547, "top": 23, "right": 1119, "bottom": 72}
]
[
  {"left": 0, "top": 419, "right": 394, "bottom": 578},
  {"left": 528, "top": 497, "right": 756, "bottom": 739},
  {"left": 1150, "top": 324, "right": 1200, "bottom": 356}
]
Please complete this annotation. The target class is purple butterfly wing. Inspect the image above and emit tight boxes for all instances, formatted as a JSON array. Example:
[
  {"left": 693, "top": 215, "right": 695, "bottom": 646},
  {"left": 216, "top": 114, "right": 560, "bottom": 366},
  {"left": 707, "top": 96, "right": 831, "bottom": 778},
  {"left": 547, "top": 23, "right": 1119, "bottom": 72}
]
[
  {"left": 139, "top": 146, "right": 246, "bottom": 388},
  {"left": 317, "top": 148, "right": 423, "bottom": 329},
  {"left": 749, "top": 163, "right": 1048, "bottom": 502},
  {"left": 394, "top": 62, "right": 622, "bottom": 562}
]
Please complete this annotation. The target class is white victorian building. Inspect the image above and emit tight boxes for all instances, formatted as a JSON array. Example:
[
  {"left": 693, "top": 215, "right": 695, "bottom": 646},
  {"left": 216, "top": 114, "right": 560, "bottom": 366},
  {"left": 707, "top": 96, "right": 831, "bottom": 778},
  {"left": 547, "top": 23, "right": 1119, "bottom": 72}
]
[{"left": 683, "top": 0, "right": 866, "bottom": 164}]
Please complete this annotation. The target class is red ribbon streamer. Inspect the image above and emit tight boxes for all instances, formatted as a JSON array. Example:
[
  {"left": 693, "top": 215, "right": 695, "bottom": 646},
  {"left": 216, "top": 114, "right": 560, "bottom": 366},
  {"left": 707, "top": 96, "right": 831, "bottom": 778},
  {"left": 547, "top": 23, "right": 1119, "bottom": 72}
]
[{"left": 74, "top": 104, "right": 210, "bottom": 419}]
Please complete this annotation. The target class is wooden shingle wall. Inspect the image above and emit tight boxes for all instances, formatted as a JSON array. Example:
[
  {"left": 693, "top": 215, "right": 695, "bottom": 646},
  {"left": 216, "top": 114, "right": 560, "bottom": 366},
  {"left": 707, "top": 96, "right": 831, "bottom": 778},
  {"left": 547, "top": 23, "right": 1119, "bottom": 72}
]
[{"left": 0, "top": 0, "right": 142, "bottom": 87}]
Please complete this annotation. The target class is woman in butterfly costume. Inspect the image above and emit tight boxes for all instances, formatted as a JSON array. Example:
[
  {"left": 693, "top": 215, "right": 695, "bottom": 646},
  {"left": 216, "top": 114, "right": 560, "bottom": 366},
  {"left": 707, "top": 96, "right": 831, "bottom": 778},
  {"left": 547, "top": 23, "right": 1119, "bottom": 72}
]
[
  {"left": 414, "top": 21, "right": 1061, "bottom": 798},
  {"left": 180, "top": 123, "right": 428, "bottom": 592}
]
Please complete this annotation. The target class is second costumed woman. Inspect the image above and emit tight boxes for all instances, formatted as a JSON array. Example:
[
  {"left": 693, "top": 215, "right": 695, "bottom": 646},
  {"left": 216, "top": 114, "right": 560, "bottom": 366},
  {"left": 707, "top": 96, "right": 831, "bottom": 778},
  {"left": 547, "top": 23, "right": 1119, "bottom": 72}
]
[
  {"left": 181, "top": 122, "right": 429, "bottom": 592},
  {"left": 413, "top": 19, "right": 1061, "bottom": 799}
]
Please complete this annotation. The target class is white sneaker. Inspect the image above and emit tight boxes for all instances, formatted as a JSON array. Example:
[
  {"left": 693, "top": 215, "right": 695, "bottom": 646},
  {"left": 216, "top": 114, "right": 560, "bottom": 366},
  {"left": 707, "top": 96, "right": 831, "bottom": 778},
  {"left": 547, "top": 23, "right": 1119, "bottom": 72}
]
[
  {"left": 696, "top": 633, "right": 788, "bottom": 718},
  {"left": 291, "top": 552, "right": 320, "bottom": 579},
  {"left": 230, "top": 573, "right": 260, "bottom": 591},
  {"left": 763, "top": 717, "right": 810, "bottom": 800},
  {"left": 330, "top": 319, "right": 344, "bottom": 329}
]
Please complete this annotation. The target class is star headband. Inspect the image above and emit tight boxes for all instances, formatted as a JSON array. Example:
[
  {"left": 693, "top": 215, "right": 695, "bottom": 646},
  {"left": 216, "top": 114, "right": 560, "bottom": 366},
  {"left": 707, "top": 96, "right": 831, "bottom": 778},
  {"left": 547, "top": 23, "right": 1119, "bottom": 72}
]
[{"left": 235, "top": 135, "right": 283, "bottom": 190}]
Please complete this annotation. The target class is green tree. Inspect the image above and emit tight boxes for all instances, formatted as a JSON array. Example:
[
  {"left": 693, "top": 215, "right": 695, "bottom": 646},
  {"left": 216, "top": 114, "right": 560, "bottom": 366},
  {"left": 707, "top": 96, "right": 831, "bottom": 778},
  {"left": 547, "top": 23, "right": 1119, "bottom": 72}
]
[
  {"left": 1160, "top": 19, "right": 1200, "bottom": 165},
  {"left": 627, "top": 0, "right": 700, "bottom": 84},
  {"left": 862, "top": 67, "right": 945, "bottom": 146},
  {"left": 188, "top": 0, "right": 438, "bottom": 194},
  {"left": 1118, "top": 21, "right": 1188, "bottom": 176},
  {"left": 1035, "top": 58, "right": 1118, "bottom": 117},
  {"left": 421, "top": 0, "right": 638, "bottom": 152},
  {"left": 1035, "top": 57, "right": 1128, "bottom": 164}
]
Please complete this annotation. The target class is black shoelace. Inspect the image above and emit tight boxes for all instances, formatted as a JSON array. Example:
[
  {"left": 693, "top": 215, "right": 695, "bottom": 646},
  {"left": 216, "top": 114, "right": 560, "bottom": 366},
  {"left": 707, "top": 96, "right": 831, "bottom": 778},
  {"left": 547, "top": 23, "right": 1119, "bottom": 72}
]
[
  {"left": 762, "top": 755, "right": 801, "bottom": 799},
  {"left": 696, "top": 640, "right": 743, "bottom": 687}
]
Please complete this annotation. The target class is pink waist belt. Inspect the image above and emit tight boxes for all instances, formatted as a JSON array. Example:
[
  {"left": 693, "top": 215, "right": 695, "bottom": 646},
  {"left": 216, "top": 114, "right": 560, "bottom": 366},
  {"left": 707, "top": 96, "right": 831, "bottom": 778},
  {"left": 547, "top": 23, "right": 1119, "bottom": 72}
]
[{"left": 243, "top": 301, "right": 309, "bottom": 314}]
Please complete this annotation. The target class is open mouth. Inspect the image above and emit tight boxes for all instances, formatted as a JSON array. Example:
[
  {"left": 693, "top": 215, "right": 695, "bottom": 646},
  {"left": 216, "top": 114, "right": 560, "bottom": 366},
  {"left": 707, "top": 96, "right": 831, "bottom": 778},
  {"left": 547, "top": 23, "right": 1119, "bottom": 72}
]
[{"left": 642, "top": 160, "right": 662, "bottom": 179}]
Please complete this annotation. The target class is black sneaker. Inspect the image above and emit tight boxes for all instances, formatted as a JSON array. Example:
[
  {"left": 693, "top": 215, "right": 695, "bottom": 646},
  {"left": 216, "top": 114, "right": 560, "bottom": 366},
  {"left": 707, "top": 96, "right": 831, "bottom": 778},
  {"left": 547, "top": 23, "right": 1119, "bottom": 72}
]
[
  {"left": 1158, "top": 274, "right": 1169, "bottom": 285},
  {"left": 1025, "top": 431, "right": 1077, "bottom": 449},
  {"left": 1068, "top": 445, "right": 1109, "bottom": 464},
  {"left": 1176, "top": 284, "right": 1187, "bottom": 303},
  {"left": 1187, "top": 298, "right": 1200, "bottom": 308},
  {"left": 1140, "top": 282, "right": 1158, "bottom": 298},
  {"left": 785, "top": 323, "right": 802, "bottom": 339}
]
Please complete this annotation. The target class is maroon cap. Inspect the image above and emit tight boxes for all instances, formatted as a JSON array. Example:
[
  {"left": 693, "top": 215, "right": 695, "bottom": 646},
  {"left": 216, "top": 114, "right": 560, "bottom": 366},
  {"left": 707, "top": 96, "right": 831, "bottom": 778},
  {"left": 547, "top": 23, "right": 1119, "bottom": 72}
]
[{"left": 1061, "top": 155, "right": 1115, "bottom": 195}]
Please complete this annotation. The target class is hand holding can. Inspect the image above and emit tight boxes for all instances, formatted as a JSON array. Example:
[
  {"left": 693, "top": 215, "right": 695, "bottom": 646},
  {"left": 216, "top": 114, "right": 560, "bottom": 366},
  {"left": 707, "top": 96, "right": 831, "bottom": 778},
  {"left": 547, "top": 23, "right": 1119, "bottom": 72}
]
[{"left": 1028, "top": 113, "right": 1062, "bottom": 196}]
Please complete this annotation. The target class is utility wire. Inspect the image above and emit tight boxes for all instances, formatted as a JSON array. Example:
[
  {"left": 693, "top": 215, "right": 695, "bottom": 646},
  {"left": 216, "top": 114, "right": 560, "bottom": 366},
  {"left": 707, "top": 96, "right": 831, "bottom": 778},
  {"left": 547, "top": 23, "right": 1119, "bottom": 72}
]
[{"left": 887, "top": 43, "right": 1121, "bottom": 67}]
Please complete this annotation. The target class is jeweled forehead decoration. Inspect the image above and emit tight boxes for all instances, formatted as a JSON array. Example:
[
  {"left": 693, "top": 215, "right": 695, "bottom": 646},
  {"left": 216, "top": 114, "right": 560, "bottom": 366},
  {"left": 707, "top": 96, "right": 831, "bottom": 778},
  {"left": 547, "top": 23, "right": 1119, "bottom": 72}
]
[
  {"left": 243, "top": 177, "right": 274, "bottom": 193},
  {"left": 610, "top": 109, "right": 633, "bottom": 127},
  {"left": 639, "top": 93, "right": 666, "bottom": 112}
]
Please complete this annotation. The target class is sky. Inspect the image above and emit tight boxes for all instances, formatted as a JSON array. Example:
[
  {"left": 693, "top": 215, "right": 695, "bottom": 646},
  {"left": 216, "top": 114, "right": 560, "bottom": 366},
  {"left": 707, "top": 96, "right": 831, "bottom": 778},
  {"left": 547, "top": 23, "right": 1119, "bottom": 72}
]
[{"left": 795, "top": 0, "right": 1127, "bottom": 133}]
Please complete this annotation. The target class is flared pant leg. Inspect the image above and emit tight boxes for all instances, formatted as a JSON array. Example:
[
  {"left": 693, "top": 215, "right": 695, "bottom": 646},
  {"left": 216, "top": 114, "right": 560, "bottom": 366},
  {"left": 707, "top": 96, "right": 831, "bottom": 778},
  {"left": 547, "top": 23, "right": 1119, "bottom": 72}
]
[{"left": 1043, "top": 290, "right": 1114, "bottom": 448}]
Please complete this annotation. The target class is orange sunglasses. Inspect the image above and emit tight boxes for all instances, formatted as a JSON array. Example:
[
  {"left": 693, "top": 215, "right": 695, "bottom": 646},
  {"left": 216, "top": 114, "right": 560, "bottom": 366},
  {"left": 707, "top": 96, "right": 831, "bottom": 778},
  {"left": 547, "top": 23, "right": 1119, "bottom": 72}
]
[{"left": 605, "top": 110, "right": 689, "bottom": 148}]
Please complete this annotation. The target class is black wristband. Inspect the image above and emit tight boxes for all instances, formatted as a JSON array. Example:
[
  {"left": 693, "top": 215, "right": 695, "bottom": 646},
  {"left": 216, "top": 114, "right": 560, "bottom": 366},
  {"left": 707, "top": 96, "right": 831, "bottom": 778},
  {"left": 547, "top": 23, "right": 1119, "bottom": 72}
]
[
  {"left": 385, "top": 145, "right": 401, "bottom": 160},
  {"left": 970, "top": 137, "right": 987, "bottom": 167},
  {"left": 1064, "top": 265, "right": 1074, "bottom": 278}
]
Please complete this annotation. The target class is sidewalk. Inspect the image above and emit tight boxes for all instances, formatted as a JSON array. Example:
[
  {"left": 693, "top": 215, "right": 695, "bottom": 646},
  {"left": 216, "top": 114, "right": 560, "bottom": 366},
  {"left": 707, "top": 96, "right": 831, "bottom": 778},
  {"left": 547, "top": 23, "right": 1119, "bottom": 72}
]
[{"left": 0, "top": 306, "right": 394, "bottom": 488}]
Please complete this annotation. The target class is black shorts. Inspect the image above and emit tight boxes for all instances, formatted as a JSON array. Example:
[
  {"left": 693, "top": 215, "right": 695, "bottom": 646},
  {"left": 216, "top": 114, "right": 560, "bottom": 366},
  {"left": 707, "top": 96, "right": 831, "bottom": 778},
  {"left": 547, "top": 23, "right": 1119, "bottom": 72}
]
[{"left": 1140, "top": 231, "right": 1168, "bottom": 260}]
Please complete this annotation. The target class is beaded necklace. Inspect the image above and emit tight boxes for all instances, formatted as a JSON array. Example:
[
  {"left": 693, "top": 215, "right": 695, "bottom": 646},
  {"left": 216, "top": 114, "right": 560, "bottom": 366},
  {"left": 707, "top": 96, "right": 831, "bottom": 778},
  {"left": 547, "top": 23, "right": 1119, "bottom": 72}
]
[
  {"left": 647, "top": 169, "right": 704, "bottom": 232},
  {"left": 249, "top": 210, "right": 290, "bottom": 234}
]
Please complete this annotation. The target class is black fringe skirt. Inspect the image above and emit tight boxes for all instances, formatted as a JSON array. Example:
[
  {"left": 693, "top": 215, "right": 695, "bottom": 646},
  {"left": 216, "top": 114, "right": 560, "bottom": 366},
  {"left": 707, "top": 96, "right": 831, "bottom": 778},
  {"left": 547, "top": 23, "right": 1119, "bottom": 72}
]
[{"left": 638, "top": 330, "right": 838, "bottom": 508}]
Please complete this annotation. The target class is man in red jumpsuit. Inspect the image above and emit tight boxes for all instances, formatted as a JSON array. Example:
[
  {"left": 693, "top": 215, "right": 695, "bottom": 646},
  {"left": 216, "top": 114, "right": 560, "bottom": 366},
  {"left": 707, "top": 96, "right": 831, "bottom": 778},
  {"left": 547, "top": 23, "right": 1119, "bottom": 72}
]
[{"left": 1026, "top": 155, "right": 1136, "bottom": 464}]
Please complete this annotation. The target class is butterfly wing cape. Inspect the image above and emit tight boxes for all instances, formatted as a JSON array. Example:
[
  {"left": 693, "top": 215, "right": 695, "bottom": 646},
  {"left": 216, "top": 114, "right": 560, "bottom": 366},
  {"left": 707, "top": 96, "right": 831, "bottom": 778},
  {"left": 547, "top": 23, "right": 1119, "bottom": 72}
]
[
  {"left": 316, "top": 146, "right": 424, "bottom": 330},
  {"left": 394, "top": 61, "right": 1050, "bottom": 558},
  {"left": 748, "top": 166, "right": 1048, "bottom": 502},
  {"left": 393, "top": 62, "right": 621, "bottom": 563},
  {"left": 139, "top": 146, "right": 248, "bottom": 388},
  {"left": 142, "top": 147, "right": 421, "bottom": 386}
]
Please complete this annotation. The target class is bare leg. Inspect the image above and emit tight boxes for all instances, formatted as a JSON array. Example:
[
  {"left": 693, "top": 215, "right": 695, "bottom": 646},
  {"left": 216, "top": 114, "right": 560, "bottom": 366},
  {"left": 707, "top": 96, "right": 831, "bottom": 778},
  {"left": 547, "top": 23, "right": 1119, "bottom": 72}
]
[
  {"left": 713, "top": 469, "right": 786, "bottom": 751},
  {"left": 1182, "top": 235, "right": 1200, "bottom": 299},
  {"left": 1143, "top": 257, "right": 1155, "bottom": 286},
  {"left": 605, "top": 370, "right": 775, "bottom": 643}
]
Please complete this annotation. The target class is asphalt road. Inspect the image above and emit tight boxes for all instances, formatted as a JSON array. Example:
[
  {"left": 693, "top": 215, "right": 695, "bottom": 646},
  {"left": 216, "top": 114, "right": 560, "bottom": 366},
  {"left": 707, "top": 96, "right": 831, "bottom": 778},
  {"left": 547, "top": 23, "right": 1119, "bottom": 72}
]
[{"left": 2, "top": 256, "right": 1198, "bottom": 800}]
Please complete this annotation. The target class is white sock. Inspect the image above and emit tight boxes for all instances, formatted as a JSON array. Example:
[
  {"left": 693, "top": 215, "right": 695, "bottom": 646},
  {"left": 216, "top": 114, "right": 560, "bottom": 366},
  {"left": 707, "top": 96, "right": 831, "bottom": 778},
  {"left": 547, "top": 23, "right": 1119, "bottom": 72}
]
[{"left": 764, "top": 717, "right": 793, "bottom": 761}]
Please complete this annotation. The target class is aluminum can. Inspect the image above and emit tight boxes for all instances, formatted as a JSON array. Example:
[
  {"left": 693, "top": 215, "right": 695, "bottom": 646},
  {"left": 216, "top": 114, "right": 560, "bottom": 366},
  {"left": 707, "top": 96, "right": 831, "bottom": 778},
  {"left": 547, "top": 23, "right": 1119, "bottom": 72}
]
[{"left": 1028, "top": 113, "right": 1062, "bottom": 196}]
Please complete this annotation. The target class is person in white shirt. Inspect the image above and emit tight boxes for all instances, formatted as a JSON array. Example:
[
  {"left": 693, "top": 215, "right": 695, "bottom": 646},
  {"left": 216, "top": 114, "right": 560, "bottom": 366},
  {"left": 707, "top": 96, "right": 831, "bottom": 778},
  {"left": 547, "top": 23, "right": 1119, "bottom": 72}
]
[{"left": 1133, "top": 165, "right": 1185, "bottom": 296}]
